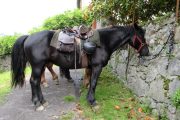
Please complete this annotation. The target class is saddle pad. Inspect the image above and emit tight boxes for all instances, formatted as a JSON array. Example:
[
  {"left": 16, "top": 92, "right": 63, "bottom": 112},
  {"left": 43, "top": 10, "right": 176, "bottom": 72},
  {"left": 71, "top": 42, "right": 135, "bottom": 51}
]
[{"left": 50, "top": 29, "right": 61, "bottom": 48}]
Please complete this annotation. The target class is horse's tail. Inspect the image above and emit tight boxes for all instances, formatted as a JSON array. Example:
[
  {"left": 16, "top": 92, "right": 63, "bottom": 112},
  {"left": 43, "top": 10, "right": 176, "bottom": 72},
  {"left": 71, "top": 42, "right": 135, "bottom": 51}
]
[{"left": 11, "top": 35, "right": 29, "bottom": 88}]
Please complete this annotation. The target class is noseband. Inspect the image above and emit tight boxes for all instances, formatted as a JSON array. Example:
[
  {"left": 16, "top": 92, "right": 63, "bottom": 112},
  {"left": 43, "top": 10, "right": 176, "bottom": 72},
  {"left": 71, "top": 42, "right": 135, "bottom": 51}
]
[{"left": 132, "top": 34, "right": 146, "bottom": 53}]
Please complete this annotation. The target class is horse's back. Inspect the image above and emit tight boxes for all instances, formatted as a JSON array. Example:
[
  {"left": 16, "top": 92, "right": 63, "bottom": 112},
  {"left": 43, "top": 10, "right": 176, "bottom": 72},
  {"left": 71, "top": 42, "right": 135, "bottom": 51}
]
[
  {"left": 24, "top": 30, "right": 54, "bottom": 47},
  {"left": 24, "top": 30, "right": 55, "bottom": 63}
]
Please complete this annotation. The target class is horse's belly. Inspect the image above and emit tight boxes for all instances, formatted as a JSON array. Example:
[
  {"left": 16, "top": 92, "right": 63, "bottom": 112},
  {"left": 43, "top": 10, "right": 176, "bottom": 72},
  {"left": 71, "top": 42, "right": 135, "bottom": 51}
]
[{"left": 50, "top": 52, "right": 82, "bottom": 69}]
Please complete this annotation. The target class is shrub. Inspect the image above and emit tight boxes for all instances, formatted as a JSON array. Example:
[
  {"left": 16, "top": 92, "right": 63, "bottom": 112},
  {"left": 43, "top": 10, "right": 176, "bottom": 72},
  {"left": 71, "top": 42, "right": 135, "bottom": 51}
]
[
  {"left": 172, "top": 89, "right": 180, "bottom": 108},
  {"left": 0, "top": 34, "right": 20, "bottom": 56},
  {"left": 28, "top": 26, "right": 45, "bottom": 34},
  {"left": 42, "top": 9, "right": 93, "bottom": 30}
]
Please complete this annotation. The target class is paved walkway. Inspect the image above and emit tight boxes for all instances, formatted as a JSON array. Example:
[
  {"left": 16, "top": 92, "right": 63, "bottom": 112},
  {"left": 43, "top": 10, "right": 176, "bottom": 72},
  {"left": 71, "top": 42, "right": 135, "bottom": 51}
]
[{"left": 0, "top": 67, "right": 84, "bottom": 120}]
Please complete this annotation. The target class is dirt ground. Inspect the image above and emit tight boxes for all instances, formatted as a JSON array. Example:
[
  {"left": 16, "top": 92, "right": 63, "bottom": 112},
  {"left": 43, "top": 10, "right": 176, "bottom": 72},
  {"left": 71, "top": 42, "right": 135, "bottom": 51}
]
[{"left": 0, "top": 66, "right": 84, "bottom": 120}]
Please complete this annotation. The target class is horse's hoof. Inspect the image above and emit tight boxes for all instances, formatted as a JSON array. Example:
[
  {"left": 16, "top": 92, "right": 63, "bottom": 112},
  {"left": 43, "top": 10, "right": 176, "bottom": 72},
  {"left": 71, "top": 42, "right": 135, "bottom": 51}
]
[
  {"left": 43, "top": 101, "right": 49, "bottom": 107},
  {"left": 90, "top": 101, "right": 97, "bottom": 107},
  {"left": 91, "top": 104, "right": 100, "bottom": 113},
  {"left": 35, "top": 105, "right": 45, "bottom": 111},
  {"left": 42, "top": 82, "right": 49, "bottom": 88},
  {"left": 53, "top": 75, "right": 58, "bottom": 80},
  {"left": 87, "top": 84, "right": 90, "bottom": 89},
  {"left": 54, "top": 79, "right": 60, "bottom": 85},
  {"left": 67, "top": 78, "right": 73, "bottom": 83}
]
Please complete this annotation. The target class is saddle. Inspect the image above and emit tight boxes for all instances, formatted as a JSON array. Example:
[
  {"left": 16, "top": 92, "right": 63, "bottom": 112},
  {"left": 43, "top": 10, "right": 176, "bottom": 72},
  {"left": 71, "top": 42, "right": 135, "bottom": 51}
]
[
  {"left": 57, "top": 25, "right": 92, "bottom": 53},
  {"left": 57, "top": 29, "right": 77, "bottom": 53}
]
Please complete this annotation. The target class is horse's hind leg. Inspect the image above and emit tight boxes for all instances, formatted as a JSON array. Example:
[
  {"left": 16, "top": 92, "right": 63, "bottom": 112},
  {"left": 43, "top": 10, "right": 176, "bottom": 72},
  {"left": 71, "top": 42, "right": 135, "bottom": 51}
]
[
  {"left": 41, "top": 71, "right": 49, "bottom": 88},
  {"left": 30, "top": 65, "right": 47, "bottom": 111},
  {"left": 46, "top": 63, "right": 59, "bottom": 85},
  {"left": 60, "top": 68, "right": 73, "bottom": 82}
]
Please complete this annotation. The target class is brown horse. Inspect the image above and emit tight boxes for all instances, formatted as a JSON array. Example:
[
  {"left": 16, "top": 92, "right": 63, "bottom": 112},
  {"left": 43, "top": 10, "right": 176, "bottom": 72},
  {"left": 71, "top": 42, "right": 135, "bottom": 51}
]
[
  {"left": 40, "top": 63, "right": 58, "bottom": 87},
  {"left": 41, "top": 63, "right": 73, "bottom": 87}
]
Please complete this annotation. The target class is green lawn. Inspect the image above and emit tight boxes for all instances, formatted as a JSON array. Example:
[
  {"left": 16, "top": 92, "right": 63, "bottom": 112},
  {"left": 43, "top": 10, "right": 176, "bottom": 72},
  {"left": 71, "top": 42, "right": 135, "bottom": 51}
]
[
  {"left": 0, "top": 71, "right": 11, "bottom": 103},
  {"left": 0, "top": 67, "right": 31, "bottom": 104},
  {"left": 79, "top": 67, "right": 156, "bottom": 120}
]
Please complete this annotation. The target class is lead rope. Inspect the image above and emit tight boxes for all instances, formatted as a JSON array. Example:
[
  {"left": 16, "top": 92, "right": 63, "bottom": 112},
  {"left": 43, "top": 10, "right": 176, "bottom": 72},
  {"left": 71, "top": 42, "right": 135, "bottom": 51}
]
[
  {"left": 74, "top": 38, "right": 77, "bottom": 81},
  {"left": 125, "top": 0, "right": 136, "bottom": 81},
  {"left": 74, "top": 38, "right": 79, "bottom": 98}
]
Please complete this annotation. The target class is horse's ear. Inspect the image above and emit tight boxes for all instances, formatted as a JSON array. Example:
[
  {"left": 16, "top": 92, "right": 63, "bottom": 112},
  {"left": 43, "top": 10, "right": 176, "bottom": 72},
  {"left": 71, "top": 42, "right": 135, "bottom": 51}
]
[{"left": 133, "top": 23, "right": 139, "bottom": 29}]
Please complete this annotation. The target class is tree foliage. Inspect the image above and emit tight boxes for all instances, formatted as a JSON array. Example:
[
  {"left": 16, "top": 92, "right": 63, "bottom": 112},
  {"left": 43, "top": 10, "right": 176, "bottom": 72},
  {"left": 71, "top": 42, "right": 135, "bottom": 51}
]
[
  {"left": 90, "top": 0, "right": 176, "bottom": 24},
  {"left": 42, "top": 9, "right": 92, "bottom": 30}
]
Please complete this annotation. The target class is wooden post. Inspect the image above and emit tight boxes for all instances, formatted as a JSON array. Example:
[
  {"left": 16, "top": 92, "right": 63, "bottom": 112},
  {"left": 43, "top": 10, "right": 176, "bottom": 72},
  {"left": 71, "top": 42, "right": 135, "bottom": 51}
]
[
  {"left": 77, "top": 0, "right": 82, "bottom": 9},
  {"left": 92, "top": 20, "right": 97, "bottom": 29},
  {"left": 176, "top": 0, "right": 180, "bottom": 23},
  {"left": 175, "top": 0, "right": 180, "bottom": 42}
]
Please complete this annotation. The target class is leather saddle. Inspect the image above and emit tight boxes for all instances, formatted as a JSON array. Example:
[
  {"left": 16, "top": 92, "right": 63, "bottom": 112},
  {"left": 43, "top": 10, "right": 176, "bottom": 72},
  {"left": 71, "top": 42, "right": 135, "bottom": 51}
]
[
  {"left": 57, "top": 25, "right": 92, "bottom": 53},
  {"left": 57, "top": 28, "right": 80, "bottom": 53}
]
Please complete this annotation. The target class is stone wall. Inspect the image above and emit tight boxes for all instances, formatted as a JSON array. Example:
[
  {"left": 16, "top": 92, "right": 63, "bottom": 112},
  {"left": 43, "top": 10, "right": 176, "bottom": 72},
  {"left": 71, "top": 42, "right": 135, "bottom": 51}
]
[
  {"left": 0, "top": 55, "right": 11, "bottom": 71},
  {"left": 109, "top": 14, "right": 180, "bottom": 119}
]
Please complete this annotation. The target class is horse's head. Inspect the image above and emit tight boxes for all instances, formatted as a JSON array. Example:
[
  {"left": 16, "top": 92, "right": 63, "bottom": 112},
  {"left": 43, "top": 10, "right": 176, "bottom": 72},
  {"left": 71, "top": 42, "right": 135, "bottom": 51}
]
[{"left": 129, "top": 23, "right": 149, "bottom": 56}]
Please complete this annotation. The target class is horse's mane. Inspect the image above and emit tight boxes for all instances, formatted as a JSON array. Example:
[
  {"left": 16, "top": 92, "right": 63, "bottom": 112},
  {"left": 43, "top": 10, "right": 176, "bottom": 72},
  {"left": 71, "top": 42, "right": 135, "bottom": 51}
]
[
  {"left": 112, "top": 24, "right": 145, "bottom": 35},
  {"left": 98, "top": 25, "right": 134, "bottom": 34}
]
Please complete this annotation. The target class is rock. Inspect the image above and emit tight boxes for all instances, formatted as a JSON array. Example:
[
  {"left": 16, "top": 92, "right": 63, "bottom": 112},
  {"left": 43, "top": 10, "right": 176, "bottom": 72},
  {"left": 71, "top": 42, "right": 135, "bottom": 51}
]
[
  {"left": 152, "top": 109, "right": 158, "bottom": 115},
  {"left": 175, "top": 26, "right": 180, "bottom": 42},
  {"left": 167, "top": 111, "right": 176, "bottom": 120},
  {"left": 0, "top": 55, "right": 11, "bottom": 71},
  {"left": 169, "top": 77, "right": 180, "bottom": 96},
  {"left": 175, "top": 109, "right": 180, "bottom": 120},
  {"left": 127, "top": 77, "right": 149, "bottom": 97},
  {"left": 145, "top": 65, "right": 158, "bottom": 83},
  {"left": 156, "top": 103, "right": 167, "bottom": 115},
  {"left": 168, "top": 105, "right": 176, "bottom": 114},
  {"left": 115, "top": 64, "right": 126, "bottom": 78},
  {"left": 148, "top": 79, "right": 167, "bottom": 102},
  {"left": 150, "top": 99, "right": 157, "bottom": 109},
  {"left": 168, "top": 59, "right": 180, "bottom": 76}
]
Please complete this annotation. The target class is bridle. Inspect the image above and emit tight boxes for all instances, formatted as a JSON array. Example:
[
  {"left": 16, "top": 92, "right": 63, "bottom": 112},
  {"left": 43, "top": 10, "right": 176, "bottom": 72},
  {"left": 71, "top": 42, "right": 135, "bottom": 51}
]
[{"left": 132, "top": 33, "right": 146, "bottom": 53}]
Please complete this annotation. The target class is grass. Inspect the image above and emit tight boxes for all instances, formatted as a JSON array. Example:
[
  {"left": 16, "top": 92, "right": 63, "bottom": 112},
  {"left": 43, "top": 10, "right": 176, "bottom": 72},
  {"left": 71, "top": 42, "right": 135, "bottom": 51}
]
[
  {"left": 0, "top": 71, "right": 11, "bottom": 103},
  {"left": 0, "top": 67, "right": 31, "bottom": 104},
  {"left": 79, "top": 67, "right": 156, "bottom": 120},
  {"left": 63, "top": 95, "right": 76, "bottom": 102},
  {"left": 60, "top": 112, "right": 74, "bottom": 120}
]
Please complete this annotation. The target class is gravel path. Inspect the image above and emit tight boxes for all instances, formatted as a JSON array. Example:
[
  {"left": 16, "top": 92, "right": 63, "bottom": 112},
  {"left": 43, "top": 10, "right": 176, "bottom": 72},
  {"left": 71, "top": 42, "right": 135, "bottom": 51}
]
[{"left": 0, "top": 66, "right": 84, "bottom": 120}]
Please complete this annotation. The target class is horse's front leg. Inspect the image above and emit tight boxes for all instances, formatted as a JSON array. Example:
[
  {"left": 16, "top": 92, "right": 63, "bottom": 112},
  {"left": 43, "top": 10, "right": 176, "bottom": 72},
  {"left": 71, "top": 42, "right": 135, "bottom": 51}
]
[
  {"left": 87, "top": 65, "right": 102, "bottom": 106},
  {"left": 30, "top": 67, "right": 47, "bottom": 111}
]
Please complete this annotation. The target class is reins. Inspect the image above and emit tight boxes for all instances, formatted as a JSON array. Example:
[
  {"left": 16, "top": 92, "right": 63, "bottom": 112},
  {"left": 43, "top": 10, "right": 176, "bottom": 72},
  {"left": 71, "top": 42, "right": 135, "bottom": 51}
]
[{"left": 132, "top": 33, "right": 146, "bottom": 53}]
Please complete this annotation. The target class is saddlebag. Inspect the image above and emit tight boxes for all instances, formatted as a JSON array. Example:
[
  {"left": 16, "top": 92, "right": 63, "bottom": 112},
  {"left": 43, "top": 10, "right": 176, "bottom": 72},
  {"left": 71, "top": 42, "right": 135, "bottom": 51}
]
[{"left": 83, "top": 41, "right": 96, "bottom": 54}]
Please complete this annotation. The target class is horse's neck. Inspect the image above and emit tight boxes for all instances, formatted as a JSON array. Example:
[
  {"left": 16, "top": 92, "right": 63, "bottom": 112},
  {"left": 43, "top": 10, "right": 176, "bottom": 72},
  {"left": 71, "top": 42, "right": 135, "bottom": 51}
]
[{"left": 106, "top": 27, "right": 132, "bottom": 53}]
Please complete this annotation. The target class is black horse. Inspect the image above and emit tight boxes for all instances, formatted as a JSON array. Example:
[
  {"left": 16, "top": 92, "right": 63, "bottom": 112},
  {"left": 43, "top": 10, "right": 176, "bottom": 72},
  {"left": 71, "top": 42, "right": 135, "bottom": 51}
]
[{"left": 11, "top": 23, "right": 149, "bottom": 110}]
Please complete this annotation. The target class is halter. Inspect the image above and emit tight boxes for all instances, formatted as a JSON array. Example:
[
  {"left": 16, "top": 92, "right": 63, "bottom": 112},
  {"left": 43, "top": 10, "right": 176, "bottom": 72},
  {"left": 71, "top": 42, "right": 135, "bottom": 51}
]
[{"left": 132, "top": 33, "right": 146, "bottom": 53}]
